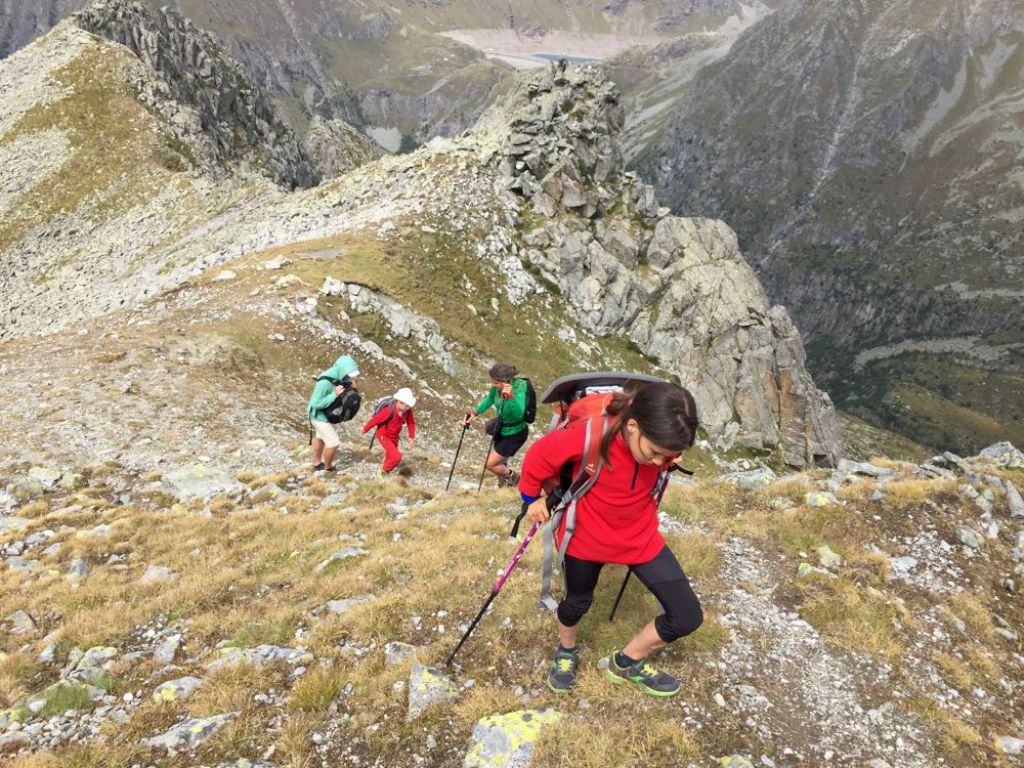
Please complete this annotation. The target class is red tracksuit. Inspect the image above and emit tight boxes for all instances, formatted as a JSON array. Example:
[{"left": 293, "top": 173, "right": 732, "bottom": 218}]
[
  {"left": 362, "top": 406, "right": 416, "bottom": 473},
  {"left": 518, "top": 420, "right": 667, "bottom": 565}
]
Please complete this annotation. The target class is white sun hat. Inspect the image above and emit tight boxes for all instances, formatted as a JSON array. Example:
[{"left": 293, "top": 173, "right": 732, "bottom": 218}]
[{"left": 393, "top": 387, "right": 416, "bottom": 407}]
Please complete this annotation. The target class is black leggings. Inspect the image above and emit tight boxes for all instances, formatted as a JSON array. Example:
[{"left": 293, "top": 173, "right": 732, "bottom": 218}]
[{"left": 557, "top": 546, "right": 703, "bottom": 643}]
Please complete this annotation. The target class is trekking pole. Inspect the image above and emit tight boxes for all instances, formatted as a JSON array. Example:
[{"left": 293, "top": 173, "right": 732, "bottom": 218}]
[
  {"left": 445, "top": 416, "right": 471, "bottom": 492},
  {"left": 446, "top": 509, "right": 541, "bottom": 667},
  {"left": 608, "top": 568, "right": 632, "bottom": 622},
  {"left": 476, "top": 399, "right": 506, "bottom": 493}
]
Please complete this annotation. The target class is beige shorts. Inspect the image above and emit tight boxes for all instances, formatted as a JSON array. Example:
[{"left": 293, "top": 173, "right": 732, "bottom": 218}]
[{"left": 313, "top": 420, "right": 341, "bottom": 448}]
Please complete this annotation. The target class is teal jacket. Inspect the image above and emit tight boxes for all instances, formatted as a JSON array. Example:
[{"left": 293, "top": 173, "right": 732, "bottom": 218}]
[
  {"left": 308, "top": 355, "right": 358, "bottom": 423},
  {"left": 475, "top": 378, "right": 528, "bottom": 436}
]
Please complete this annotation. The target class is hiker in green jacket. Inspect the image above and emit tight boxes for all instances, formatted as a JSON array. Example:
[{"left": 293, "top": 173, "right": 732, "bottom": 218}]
[
  {"left": 464, "top": 363, "right": 529, "bottom": 488},
  {"left": 308, "top": 354, "right": 360, "bottom": 472}
]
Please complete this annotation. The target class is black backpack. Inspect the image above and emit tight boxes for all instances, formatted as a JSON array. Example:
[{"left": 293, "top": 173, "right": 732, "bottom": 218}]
[
  {"left": 318, "top": 376, "right": 362, "bottom": 423},
  {"left": 520, "top": 378, "right": 537, "bottom": 424}
]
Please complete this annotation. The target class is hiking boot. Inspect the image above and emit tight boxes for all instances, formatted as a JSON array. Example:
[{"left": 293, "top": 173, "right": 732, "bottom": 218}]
[
  {"left": 498, "top": 469, "right": 518, "bottom": 489},
  {"left": 604, "top": 655, "right": 680, "bottom": 697},
  {"left": 313, "top": 462, "right": 326, "bottom": 471},
  {"left": 547, "top": 647, "right": 579, "bottom": 693}
]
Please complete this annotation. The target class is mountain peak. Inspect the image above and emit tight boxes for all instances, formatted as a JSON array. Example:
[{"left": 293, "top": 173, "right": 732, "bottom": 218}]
[
  {"left": 471, "top": 62, "right": 843, "bottom": 465},
  {"left": 71, "top": 0, "right": 319, "bottom": 188}
]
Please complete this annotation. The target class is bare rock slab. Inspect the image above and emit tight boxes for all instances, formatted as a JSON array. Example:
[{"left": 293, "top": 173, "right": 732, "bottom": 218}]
[
  {"left": 979, "top": 441, "right": 1024, "bottom": 469},
  {"left": 141, "top": 712, "right": 238, "bottom": 752},
  {"left": 1005, "top": 480, "right": 1024, "bottom": 518},
  {"left": 153, "top": 676, "right": 204, "bottom": 702},
  {"left": 408, "top": 664, "right": 458, "bottom": 719},
  {"left": 162, "top": 464, "right": 242, "bottom": 500},
  {"left": 462, "top": 708, "right": 563, "bottom": 768}
]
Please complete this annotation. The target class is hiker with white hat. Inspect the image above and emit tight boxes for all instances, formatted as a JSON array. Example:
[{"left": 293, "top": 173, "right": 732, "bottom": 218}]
[{"left": 362, "top": 387, "right": 417, "bottom": 476}]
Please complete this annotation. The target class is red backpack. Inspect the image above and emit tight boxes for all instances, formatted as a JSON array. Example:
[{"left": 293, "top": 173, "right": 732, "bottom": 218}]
[{"left": 516, "top": 372, "right": 676, "bottom": 611}]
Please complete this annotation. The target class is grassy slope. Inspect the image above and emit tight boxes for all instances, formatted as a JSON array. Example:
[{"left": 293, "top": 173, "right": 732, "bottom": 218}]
[
  {"left": 826, "top": 352, "right": 1024, "bottom": 456},
  {"left": 3, "top": 456, "right": 1021, "bottom": 766},
  {"left": 0, "top": 41, "right": 185, "bottom": 254}
]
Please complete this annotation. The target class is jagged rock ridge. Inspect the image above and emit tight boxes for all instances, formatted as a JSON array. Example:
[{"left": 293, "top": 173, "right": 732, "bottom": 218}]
[
  {"left": 475, "top": 62, "right": 843, "bottom": 466},
  {"left": 72, "top": 0, "right": 319, "bottom": 188}
]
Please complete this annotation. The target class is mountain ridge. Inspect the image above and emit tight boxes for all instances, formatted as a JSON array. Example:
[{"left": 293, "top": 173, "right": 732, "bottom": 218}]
[{"left": 642, "top": 0, "right": 1024, "bottom": 454}]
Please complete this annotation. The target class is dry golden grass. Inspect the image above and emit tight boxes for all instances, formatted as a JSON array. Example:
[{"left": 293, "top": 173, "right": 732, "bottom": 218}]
[
  {"left": 8, "top": 743, "right": 142, "bottom": 768},
  {"left": 452, "top": 685, "right": 526, "bottom": 725},
  {"left": 274, "top": 712, "right": 328, "bottom": 767},
  {"left": 882, "top": 477, "right": 957, "bottom": 507},
  {"left": 762, "top": 473, "right": 814, "bottom": 500},
  {"left": 3, "top": 459, "right": 1016, "bottom": 767},
  {"left": 962, "top": 644, "right": 1002, "bottom": 682},
  {"left": 17, "top": 499, "right": 49, "bottom": 518},
  {"left": 664, "top": 531, "right": 721, "bottom": 581},
  {"left": 186, "top": 663, "right": 283, "bottom": 719},
  {"left": 835, "top": 477, "right": 880, "bottom": 502},
  {"left": 0, "top": 653, "right": 42, "bottom": 707},
  {"left": 289, "top": 663, "right": 351, "bottom": 713},
  {"left": 933, "top": 651, "right": 976, "bottom": 691},
  {"left": 532, "top": 714, "right": 700, "bottom": 767},
  {"left": 796, "top": 576, "right": 907, "bottom": 662},
  {"left": 945, "top": 593, "right": 997, "bottom": 641},
  {"left": 907, "top": 696, "right": 984, "bottom": 757}
]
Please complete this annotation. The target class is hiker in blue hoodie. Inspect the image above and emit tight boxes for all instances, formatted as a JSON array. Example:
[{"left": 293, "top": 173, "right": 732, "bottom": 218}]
[{"left": 307, "top": 355, "right": 360, "bottom": 472}]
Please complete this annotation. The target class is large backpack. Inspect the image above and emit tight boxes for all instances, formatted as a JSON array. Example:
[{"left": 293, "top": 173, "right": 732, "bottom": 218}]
[
  {"left": 519, "top": 377, "right": 538, "bottom": 425},
  {"left": 370, "top": 396, "right": 397, "bottom": 427},
  {"left": 317, "top": 376, "right": 362, "bottom": 424},
  {"left": 519, "top": 371, "right": 674, "bottom": 611}
]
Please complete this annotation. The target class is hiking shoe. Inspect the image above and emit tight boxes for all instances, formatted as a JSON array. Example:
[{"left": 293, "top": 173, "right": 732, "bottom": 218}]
[
  {"left": 498, "top": 469, "right": 518, "bottom": 489},
  {"left": 604, "top": 655, "right": 680, "bottom": 697},
  {"left": 547, "top": 647, "right": 579, "bottom": 693},
  {"left": 313, "top": 462, "right": 326, "bottom": 472},
  {"left": 323, "top": 465, "right": 336, "bottom": 473}
]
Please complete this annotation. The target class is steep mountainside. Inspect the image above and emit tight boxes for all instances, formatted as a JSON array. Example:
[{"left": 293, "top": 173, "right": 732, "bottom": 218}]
[
  {"left": 643, "top": 0, "right": 1024, "bottom": 455},
  {"left": 1, "top": 6, "right": 840, "bottom": 471},
  {"left": 2, "top": 9, "right": 1024, "bottom": 768},
  {"left": 1, "top": 0, "right": 772, "bottom": 148}
]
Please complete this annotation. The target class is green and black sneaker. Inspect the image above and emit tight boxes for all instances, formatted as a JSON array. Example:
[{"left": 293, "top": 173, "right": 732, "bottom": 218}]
[
  {"left": 547, "top": 647, "right": 579, "bottom": 693},
  {"left": 604, "top": 654, "right": 680, "bottom": 697}
]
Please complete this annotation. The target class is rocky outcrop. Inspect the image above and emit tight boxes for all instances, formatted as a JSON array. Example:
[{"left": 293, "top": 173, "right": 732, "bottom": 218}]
[
  {"left": 71, "top": 0, "right": 318, "bottom": 188},
  {"left": 303, "top": 116, "right": 383, "bottom": 180},
  {"left": 478, "top": 62, "right": 843, "bottom": 466}
]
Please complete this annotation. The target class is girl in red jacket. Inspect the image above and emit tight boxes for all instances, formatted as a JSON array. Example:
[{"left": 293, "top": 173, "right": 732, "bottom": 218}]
[
  {"left": 362, "top": 387, "right": 416, "bottom": 475},
  {"left": 518, "top": 381, "right": 701, "bottom": 697}
]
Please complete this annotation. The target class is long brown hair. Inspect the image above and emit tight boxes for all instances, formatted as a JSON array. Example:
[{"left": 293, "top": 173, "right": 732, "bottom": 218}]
[{"left": 599, "top": 382, "right": 699, "bottom": 464}]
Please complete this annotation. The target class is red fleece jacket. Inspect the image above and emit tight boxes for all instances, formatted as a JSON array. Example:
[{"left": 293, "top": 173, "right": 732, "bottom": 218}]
[
  {"left": 361, "top": 405, "right": 415, "bottom": 441},
  {"left": 518, "top": 421, "right": 666, "bottom": 565}
]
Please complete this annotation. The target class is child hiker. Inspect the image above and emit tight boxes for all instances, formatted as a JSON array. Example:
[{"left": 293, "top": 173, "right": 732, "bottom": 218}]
[
  {"left": 518, "top": 381, "right": 702, "bottom": 697},
  {"left": 463, "top": 363, "right": 529, "bottom": 488},
  {"left": 362, "top": 387, "right": 416, "bottom": 476},
  {"left": 307, "top": 354, "right": 359, "bottom": 472}
]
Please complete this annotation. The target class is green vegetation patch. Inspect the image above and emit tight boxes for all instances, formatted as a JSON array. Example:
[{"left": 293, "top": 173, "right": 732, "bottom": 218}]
[{"left": 0, "top": 42, "right": 175, "bottom": 254}]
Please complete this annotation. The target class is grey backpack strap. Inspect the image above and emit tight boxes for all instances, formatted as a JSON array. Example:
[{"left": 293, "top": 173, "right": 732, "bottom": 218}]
[
  {"left": 536, "top": 417, "right": 606, "bottom": 612},
  {"left": 537, "top": 506, "right": 564, "bottom": 612}
]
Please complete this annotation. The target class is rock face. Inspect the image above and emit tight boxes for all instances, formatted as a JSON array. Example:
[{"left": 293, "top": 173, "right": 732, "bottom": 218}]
[
  {"left": 303, "top": 116, "right": 382, "bottom": 180},
  {"left": 477, "top": 63, "right": 843, "bottom": 465},
  {"left": 643, "top": 0, "right": 1024, "bottom": 451},
  {"left": 72, "top": 0, "right": 318, "bottom": 188}
]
